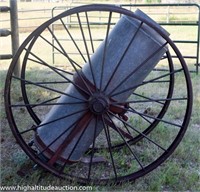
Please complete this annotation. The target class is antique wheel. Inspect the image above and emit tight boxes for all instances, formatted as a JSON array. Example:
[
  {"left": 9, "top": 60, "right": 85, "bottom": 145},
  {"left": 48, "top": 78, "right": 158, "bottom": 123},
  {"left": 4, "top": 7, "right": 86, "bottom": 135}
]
[{"left": 5, "top": 4, "right": 192, "bottom": 185}]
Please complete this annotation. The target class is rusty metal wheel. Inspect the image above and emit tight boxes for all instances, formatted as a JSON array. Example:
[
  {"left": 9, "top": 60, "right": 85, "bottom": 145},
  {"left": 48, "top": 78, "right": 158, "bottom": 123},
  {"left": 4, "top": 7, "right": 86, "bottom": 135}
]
[{"left": 5, "top": 4, "right": 192, "bottom": 185}]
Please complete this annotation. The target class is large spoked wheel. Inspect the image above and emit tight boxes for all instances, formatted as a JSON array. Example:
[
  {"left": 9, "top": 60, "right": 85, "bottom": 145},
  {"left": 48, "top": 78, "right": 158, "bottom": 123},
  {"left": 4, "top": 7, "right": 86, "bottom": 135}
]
[{"left": 5, "top": 4, "right": 192, "bottom": 185}]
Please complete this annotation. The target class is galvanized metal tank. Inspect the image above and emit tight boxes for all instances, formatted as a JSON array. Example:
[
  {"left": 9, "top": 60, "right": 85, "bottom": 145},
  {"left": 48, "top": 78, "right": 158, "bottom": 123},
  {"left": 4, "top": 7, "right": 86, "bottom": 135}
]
[{"left": 34, "top": 9, "right": 169, "bottom": 164}]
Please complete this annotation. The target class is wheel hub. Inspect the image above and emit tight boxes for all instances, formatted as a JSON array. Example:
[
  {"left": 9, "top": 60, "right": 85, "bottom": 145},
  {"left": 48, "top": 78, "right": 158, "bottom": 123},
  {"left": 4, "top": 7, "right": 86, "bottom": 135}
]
[{"left": 89, "top": 93, "right": 109, "bottom": 115}]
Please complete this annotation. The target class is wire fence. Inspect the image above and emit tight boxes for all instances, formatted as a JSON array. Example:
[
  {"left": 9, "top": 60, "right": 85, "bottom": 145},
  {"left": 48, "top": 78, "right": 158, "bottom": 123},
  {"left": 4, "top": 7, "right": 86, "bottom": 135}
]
[
  {"left": 0, "top": 8, "right": 53, "bottom": 32},
  {"left": 51, "top": 3, "right": 200, "bottom": 73},
  {"left": 0, "top": 2, "right": 199, "bottom": 72},
  {"left": 0, "top": 3, "right": 199, "bottom": 32}
]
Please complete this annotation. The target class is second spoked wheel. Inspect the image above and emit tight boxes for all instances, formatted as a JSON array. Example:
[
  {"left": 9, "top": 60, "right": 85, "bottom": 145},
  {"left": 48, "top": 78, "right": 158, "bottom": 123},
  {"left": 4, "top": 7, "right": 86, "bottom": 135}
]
[{"left": 5, "top": 4, "right": 192, "bottom": 185}]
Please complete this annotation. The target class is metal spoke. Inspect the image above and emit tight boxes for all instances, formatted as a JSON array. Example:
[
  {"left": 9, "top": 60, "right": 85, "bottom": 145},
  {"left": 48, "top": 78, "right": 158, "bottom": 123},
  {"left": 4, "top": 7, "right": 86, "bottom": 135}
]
[
  {"left": 126, "top": 97, "right": 187, "bottom": 104},
  {"left": 130, "top": 106, "right": 153, "bottom": 124},
  {"left": 108, "top": 42, "right": 168, "bottom": 97},
  {"left": 103, "top": 21, "right": 143, "bottom": 92},
  {"left": 47, "top": 26, "right": 82, "bottom": 69},
  {"left": 77, "top": 13, "right": 97, "bottom": 90},
  {"left": 128, "top": 106, "right": 183, "bottom": 128},
  {"left": 110, "top": 68, "right": 183, "bottom": 98},
  {"left": 131, "top": 92, "right": 165, "bottom": 105},
  {"left": 112, "top": 103, "right": 183, "bottom": 128},
  {"left": 122, "top": 122, "right": 132, "bottom": 135},
  {"left": 102, "top": 115, "right": 118, "bottom": 180},
  {"left": 31, "top": 96, "right": 60, "bottom": 109},
  {"left": 87, "top": 115, "right": 99, "bottom": 181},
  {"left": 143, "top": 69, "right": 182, "bottom": 84},
  {"left": 108, "top": 110, "right": 167, "bottom": 152},
  {"left": 147, "top": 80, "right": 170, "bottom": 83},
  {"left": 19, "top": 108, "right": 88, "bottom": 135},
  {"left": 85, "top": 12, "right": 95, "bottom": 54},
  {"left": 106, "top": 112, "right": 144, "bottom": 170},
  {"left": 112, "top": 95, "right": 187, "bottom": 105},
  {"left": 105, "top": 119, "right": 134, "bottom": 140},
  {"left": 10, "top": 101, "right": 86, "bottom": 108},
  {"left": 27, "top": 57, "right": 73, "bottom": 76},
  {"left": 25, "top": 80, "right": 70, "bottom": 85},
  {"left": 13, "top": 76, "right": 86, "bottom": 102},
  {"left": 25, "top": 49, "right": 91, "bottom": 97},
  {"left": 60, "top": 18, "right": 87, "bottom": 63},
  {"left": 39, "top": 34, "right": 81, "bottom": 69},
  {"left": 100, "top": 11, "right": 112, "bottom": 91},
  {"left": 26, "top": 49, "right": 70, "bottom": 77}
]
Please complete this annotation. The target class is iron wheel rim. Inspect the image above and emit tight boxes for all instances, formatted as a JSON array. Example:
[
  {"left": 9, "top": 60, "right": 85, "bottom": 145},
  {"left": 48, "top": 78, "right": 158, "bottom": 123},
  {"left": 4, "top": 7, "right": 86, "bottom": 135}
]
[{"left": 4, "top": 4, "right": 193, "bottom": 185}]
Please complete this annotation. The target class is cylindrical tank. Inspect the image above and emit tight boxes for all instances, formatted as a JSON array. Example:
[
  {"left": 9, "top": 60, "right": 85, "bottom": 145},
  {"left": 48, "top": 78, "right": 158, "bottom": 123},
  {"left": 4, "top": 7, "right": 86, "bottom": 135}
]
[{"left": 34, "top": 9, "right": 169, "bottom": 164}]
